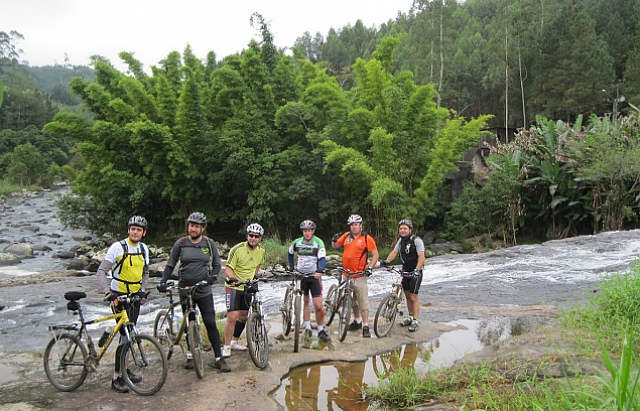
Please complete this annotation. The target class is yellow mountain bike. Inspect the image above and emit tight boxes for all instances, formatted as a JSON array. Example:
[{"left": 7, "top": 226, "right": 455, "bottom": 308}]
[{"left": 44, "top": 290, "right": 168, "bottom": 395}]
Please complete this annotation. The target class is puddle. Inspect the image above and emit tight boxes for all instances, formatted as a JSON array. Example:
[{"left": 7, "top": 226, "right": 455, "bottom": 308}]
[{"left": 272, "top": 318, "right": 523, "bottom": 410}]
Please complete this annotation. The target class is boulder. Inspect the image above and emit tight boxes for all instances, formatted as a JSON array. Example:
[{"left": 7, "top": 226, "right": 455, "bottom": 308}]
[
  {"left": 0, "top": 252, "right": 21, "bottom": 266},
  {"left": 32, "top": 244, "right": 53, "bottom": 252},
  {"left": 21, "top": 225, "right": 40, "bottom": 232},
  {"left": 72, "top": 235, "right": 92, "bottom": 241},
  {"left": 3, "top": 243, "right": 33, "bottom": 257},
  {"left": 67, "top": 256, "right": 90, "bottom": 271},
  {"left": 54, "top": 250, "right": 76, "bottom": 259}
]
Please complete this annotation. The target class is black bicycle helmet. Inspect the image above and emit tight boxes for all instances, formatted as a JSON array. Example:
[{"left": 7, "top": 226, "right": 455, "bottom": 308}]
[
  {"left": 398, "top": 219, "right": 413, "bottom": 229},
  {"left": 128, "top": 215, "right": 147, "bottom": 228},
  {"left": 187, "top": 212, "right": 207, "bottom": 225},
  {"left": 300, "top": 219, "right": 316, "bottom": 230}
]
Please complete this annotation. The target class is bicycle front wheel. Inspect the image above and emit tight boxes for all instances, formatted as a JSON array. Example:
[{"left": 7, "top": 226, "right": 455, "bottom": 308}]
[
  {"left": 153, "top": 310, "right": 175, "bottom": 360},
  {"left": 188, "top": 320, "right": 204, "bottom": 379},
  {"left": 293, "top": 294, "right": 301, "bottom": 353},
  {"left": 374, "top": 294, "right": 398, "bottom": 338},
  {"left": 337, "top": 294, "right": 352, "bottom": 342},
  {"left": 43, "top": 333, "right": 88, "bottom": 392},
  {"left": 247, "top": 312, "right": 269, "bottom": 369},
  {"left": 324, "top": 284, "right": 338, "bottom": 326},
  {"left": 282, "top": 286, "right": 293, "bottom": 336},
  {"left": 121, "top": 334, "right": 168, "bottom": 395}
]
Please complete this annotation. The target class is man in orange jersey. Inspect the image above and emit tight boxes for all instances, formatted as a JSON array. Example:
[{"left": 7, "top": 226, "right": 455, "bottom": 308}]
[{"left": 331, "top": 214, "right": 378, "bottom": 338}]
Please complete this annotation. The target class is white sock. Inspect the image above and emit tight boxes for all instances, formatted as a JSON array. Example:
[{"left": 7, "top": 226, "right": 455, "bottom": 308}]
[
  {"left": 230, "top": 340, "right": 237, "bottom": 346},
  {"left": 355, "top": 318, "right": 362, "bottom": 323},
  {"left": 317, "top": 325, "right": 324, "bottom": 332},
  {"left": 186, "top": 353, "right": 193, "bottom": 359},
  {"left": 304, "top": 321, "right": 311, "bottom": 330}
]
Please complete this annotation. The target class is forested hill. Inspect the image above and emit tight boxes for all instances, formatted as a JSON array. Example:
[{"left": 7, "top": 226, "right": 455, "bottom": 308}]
[{"left": 293, "top": 0, "right": 638, "bottom": 129}]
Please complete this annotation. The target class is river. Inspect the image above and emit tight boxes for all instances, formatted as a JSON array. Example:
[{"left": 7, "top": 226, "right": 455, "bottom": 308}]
[{"left": 1, "top": 188, "right": 640, "bottom": 354}]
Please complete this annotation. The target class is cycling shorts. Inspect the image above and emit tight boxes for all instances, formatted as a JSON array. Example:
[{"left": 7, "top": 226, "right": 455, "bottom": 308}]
[
  {"left": 225, "top": 287, "right": 250, "bottom": 312},
  {"left": 301, "top": 276, "right": 323, "bottom": 298},
  {"left": 401, "top": 270, "right": 423, "bottom": 294}
]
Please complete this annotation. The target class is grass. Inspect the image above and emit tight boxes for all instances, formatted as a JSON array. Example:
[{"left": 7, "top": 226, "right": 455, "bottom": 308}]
[
  {"left": 365, "top": 261, "right": 640, "bottom": 410},
  {"left": 0, "top": 179, "right": 40, "bottom": 197}
]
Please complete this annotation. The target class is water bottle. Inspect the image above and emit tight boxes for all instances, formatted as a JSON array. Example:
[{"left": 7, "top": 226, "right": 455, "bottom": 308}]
[
  {"left": 172, "top": 311, "right": 182, "bottom": 334},
  {"left": 98, "top": 326, "right": 113, "bottom": 347}
]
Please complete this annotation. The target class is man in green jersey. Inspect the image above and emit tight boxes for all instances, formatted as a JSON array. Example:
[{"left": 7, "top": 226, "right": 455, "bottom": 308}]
[
  {"left": 287, "top": 220, "right": 331, "bottom": 342},
  {"left": 222, "top": 223, "right": 266, "bottom": 357}
]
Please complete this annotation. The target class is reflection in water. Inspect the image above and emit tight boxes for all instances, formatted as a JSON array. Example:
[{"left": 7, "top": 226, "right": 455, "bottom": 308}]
[{"left": 274, "top": 318, "right": 534, "bottom": 410}]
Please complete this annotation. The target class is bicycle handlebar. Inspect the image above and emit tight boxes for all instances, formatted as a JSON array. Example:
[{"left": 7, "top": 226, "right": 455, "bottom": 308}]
[
  {"left": 103, "top": 291, "right": 149, "bottom": 303},
  {"left": 386, "top": 266, "right": 419, "bottom": 278}
]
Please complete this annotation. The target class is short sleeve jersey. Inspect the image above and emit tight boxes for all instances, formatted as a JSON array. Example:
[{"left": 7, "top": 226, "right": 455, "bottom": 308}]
[
  {"left": 337, "top": 232, "right": 377, "bottom": 273},
  {"left": 166, "top": 237, "right": 220, "bottom": 298},
  {"left": 227, "top": 241, "right": 265, "bottom": 290},
  {"left": 289, "top": 236, "right": 326, "bottom": 274},
  {"left": 104, "top": 239, "right": 149, "bottom": 293}
]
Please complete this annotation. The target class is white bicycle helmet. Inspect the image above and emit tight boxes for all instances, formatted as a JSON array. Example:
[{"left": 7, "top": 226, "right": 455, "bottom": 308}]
[
  {"left": 347, "top": 214, "right": 363, "bottom": 225},
  {"left": 299, "top": 219, "right": 316, "bottom": 230},
  {"left": 128, "top": 215, "right": 147, "bottom": 228},
  {"left": 398, "top": 219, "right": 413, "bottom": 229},
  {"left": 246, "top": 223, "right": 264, "bottom": 236}
]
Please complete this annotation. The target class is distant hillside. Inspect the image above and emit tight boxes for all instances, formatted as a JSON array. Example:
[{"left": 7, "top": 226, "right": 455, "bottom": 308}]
[{"left": 27, "top": 64, "right": 93, "bottom": 105}]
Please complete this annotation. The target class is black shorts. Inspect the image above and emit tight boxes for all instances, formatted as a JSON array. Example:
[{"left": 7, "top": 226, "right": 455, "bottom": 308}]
[
  {"left": 300, "top": 276, "right": 323, "bottom": 298},
  {"left": 225, "top": 287, "right": 250, "bottom": 312},
  {"left": 401, "top": 270, "right": 423, "bottom": 294}
]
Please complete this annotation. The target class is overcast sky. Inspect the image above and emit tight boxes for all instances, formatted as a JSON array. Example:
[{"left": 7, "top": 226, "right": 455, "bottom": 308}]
[{"left": 5, "top": 0, "right": 414, "bottom": 71}]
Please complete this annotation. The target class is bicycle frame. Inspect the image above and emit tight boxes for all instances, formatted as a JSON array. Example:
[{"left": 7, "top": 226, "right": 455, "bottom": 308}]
[{"left": 48, "top": 296, "right": 134, "bottom": 368}]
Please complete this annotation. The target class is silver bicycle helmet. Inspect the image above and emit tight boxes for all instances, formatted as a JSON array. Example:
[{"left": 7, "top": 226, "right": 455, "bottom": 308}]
[
  {"left": 246, "top": 223, "right": 264, "bottom": 236},
  {"left": 128, "top": 215, "right": 147, "bottom": 228},
  {"left": 398, "top": 219, "right": 413, "bottom": 229},
  {"left": 299, "top": 219, "right": 316, "bottom": 230},
  {"left": 347, "top": 214, "right": 363, "bottom": 225},
  {"left": 187, "top": 212, "right": 207, "bottom": 225}
]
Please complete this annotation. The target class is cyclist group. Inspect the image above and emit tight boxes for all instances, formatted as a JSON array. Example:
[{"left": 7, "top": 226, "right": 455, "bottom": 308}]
[{"left": 98, "top": 212, "right": 424, "bottom": 393}]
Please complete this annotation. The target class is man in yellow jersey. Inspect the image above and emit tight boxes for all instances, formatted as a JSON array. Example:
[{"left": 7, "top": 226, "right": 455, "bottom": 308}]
[
  {"left": 222, "top": 223, "right": 266, "bottom": 358},
  {"left": 96, "top": 215, "right": 149, "bottom": 393}
]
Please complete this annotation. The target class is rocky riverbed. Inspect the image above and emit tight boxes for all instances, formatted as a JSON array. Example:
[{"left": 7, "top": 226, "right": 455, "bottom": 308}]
[{"left": 0, "top": 269, "right": 598, "bottom": 411}]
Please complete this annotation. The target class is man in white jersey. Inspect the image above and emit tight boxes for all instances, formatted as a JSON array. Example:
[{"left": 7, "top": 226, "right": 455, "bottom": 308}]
[
  {"left": 96, "top": 215, "right": 149, "bottom": 393},
  {"left": 287, "top": 220, "right": 331, "bottom": 342}
]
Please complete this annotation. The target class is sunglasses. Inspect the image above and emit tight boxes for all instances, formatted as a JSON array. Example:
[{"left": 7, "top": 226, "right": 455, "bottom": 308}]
[{"left": 247, "top": 233, "right": 262, "bottom": 239}]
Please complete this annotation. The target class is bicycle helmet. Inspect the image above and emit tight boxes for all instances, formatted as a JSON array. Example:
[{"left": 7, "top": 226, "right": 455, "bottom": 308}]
[
  {"left": 398, "top": 219, "right": 413, "bottom": 229},
  {"left": 187, "top": 212, "right": 207, "bottom": 225},
  {"left": 128, "top": 215, "right": 147, "bottom": 228},
  {"left": 246, "top": 223, "right": 264, "bottom": 236},
  {"left": 299, "top": 219, "right": 316, "bottom": 230},
  {"left": 347, "top": 214, "right": 363, "bottom": 225}
]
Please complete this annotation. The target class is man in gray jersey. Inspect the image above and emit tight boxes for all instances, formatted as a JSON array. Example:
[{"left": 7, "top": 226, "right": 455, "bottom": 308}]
[{"left": 158, "top": 212, "right": 229, "bottom": 372}]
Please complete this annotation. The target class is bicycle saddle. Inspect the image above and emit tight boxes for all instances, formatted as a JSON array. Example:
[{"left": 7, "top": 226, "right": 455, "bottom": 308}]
[{"left": 64, "top": 291, "right": 87, "bottom": 301}]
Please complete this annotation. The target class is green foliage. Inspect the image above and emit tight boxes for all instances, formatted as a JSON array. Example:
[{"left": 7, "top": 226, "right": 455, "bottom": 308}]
[{"left": 6, "top": 143, "right": 48, "bottom": 185}]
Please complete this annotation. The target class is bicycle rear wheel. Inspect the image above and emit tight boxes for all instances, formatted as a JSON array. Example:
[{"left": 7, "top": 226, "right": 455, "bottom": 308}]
[
  {"left": 337, "top": 294, "right": 352, "bottom": 342},
  {"left": 43, "top": 334, "right": 88, "bottom": 392},
  {"left": 282, "top": 286, "right": 293, "bottom": 336},
  {"left": 121, "top": 334, "right": 168, "bottom": 395},
  {"left": 324, "top": 284, "right": 338, "bottom": 326},
  {"left": 247, "top": 312, "right": 269, "bottom": 369},
  {"left": 188, "top": 320, "right": 204, "bottom": 379},
  {"left": 374, "top": 294, "right": 398, "bottom": 338},
  {"left": 153, "top": 310, "right": 175, "bottom": 360},
  {"left": 293, "top": 294, "right": 301, "bottom": 352}
]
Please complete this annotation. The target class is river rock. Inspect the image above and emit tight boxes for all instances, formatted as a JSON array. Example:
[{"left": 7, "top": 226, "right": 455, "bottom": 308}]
[
  {"left": 67, "top": 256, "right": 90, "bottom": 271},
  {"left": 0, "top": 252, "right": 21, "bottom": 266},
  {"left": 72, "top": 235, "right": 92, "bottom": 241},
  {"left": 21, "top": 225, "right": 40, "bottom": 232},
  {"left": 0, "top": 238, "right": 9, "bottom": 244},
  {"left": 54, "top": 250, "right": 75, "bottom": 259},
  {"left": 32, "top": 245, "right": 53, "bottom": 252},
  {"left": 3, "top": 243, "right": 33, "bottom": 257},
  {"left": 48, "top": 233, "right": 62, "bottom": 238}
]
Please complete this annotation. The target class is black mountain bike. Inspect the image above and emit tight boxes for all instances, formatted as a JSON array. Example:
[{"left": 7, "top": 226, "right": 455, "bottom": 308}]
[{"left": 153, "top": 280, "right": 207, "bottom": 379}]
